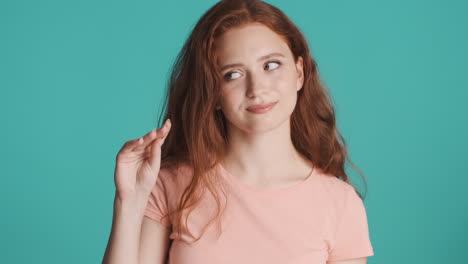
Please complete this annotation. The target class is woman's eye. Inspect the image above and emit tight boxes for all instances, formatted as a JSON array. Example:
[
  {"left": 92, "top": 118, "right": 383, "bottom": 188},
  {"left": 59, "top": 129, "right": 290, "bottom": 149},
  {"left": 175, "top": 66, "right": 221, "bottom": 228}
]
[
  {"left": 265, "top": 61, "right": 281, "bottom": 70},
  {"left": 223, "top": 62, "right": 280, "bottom": 81},
  {"left": 224, "top": 71, "right": 241, "bottom": 81}
]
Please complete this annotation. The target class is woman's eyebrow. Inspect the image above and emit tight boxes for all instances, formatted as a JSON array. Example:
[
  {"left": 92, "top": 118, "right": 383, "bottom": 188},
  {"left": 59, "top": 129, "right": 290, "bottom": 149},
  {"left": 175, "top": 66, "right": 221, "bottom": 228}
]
[{"left": 219, "top": 52, "right": 286, "bottom": 71}]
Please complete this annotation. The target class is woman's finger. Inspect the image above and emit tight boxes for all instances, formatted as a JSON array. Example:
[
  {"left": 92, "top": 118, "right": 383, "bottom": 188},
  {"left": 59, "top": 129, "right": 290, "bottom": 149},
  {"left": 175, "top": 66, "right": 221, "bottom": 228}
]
[
  {"left": 131, "top": 128, "right": 158, "bottom": 152},
  {"left": 132, "top": 119, "right": 171, "bottom": 152},
  {"left": 118, "top": 137, "right": 143, "bottom": 155},
  {"left": 159, "top": 121, "right": 171, "bottom": 146},
  {"left": 149, "top": 136, "right": 164, "bottom": 168}
]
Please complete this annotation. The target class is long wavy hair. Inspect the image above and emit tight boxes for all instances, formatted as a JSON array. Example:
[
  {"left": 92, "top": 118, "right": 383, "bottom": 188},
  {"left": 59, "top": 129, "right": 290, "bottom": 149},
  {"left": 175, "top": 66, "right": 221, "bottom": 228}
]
[{"left": 156, "top": 0, "right": 368, "bottom": 242}]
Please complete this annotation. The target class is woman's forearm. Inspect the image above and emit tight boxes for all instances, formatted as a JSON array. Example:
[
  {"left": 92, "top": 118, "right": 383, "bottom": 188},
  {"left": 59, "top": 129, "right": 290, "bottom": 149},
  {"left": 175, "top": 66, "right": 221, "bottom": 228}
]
[{"left": 102, "top": 194, "right": 148, "bottom": 264}]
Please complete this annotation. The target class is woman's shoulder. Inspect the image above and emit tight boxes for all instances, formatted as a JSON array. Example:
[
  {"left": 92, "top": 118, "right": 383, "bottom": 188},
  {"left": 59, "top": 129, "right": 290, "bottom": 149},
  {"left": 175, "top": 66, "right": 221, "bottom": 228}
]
[
  {"left": 158, "top": 161, "right": 193, "bottom": 184},
  {"left": 313, "top": 167, "right": 356, "bottom": 200}
]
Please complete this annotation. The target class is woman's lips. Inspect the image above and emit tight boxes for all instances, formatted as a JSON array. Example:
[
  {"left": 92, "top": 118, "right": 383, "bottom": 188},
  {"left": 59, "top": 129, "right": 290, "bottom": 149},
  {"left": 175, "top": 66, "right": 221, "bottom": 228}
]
[{"left": 246, "top": 101, "right": 278, "bottom": 113}]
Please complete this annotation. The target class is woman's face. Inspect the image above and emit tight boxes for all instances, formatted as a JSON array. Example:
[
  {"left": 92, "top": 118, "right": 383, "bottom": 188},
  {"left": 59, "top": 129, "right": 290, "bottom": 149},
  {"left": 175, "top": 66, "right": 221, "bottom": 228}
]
[{"left": 215, "top": 22, "right": 304, "bottom": 134}]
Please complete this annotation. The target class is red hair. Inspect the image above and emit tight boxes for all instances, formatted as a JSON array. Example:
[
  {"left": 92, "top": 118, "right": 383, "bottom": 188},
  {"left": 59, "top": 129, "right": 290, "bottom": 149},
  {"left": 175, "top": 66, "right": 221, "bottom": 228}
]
[{"left": 157, "top": 0, "right": 368, "bottom": 242}]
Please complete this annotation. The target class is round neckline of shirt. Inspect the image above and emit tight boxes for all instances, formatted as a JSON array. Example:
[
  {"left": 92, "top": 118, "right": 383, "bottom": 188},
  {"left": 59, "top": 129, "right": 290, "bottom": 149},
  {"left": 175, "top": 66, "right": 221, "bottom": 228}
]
[{"left": 217, "top": 162, "right": 318, "bottom": 195}]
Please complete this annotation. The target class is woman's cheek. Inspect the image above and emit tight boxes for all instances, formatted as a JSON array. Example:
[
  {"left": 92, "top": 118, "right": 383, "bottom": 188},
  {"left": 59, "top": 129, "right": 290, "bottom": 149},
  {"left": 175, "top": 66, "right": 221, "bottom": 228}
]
[
  {"left": 278, "top": 70, "right": 298, "bottom": 92},
  {"left": 223, "top": 90, "right": 242, "bottom": 110},
  {"left": 270, "top": 69, "right": 290, "bottom": 84},
  {"left": 269, "top": 74, "right": 288, "bottom": 91}
]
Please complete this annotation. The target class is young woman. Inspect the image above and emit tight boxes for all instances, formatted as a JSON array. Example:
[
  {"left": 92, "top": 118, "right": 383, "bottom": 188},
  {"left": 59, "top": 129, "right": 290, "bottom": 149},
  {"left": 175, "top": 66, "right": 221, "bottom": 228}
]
[{"left": 103, "top": 0, "right": 374, "bottom": 263}]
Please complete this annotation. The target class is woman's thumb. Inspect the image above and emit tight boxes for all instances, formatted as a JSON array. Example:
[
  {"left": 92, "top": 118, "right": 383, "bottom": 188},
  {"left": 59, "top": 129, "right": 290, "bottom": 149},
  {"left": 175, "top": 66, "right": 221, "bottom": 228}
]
[
  {"left": 149, "top": 119, "right": 171, "bottom": 168},
  {"left": 149, "top": 136, "right": 164, "bottom": 168}
]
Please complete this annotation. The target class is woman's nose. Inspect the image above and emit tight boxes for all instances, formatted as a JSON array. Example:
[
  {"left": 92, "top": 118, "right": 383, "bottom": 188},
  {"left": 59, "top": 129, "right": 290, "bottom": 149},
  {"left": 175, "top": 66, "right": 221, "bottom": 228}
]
[{"left": 245, "top": 72, "right": 267, "bottom": 98}]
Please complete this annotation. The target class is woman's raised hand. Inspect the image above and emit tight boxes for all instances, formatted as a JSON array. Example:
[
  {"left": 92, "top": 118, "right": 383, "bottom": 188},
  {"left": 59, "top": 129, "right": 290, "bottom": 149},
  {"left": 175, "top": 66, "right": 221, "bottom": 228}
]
[{"left": 114, "top": 119, "right": 172, "bottom": 202}]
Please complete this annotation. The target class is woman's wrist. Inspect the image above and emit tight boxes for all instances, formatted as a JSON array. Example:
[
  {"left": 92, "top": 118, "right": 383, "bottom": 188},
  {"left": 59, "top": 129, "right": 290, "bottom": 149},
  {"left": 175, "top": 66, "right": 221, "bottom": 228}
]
[{"left": 113, "top": 192, "right": 150, "bottom": 218}]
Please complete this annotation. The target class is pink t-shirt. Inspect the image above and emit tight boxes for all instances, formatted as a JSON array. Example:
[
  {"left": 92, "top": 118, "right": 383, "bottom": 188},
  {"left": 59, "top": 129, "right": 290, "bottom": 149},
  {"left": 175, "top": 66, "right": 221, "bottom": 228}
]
[{"left": 144, "top": 163, "right": 374, "bottom": 263}]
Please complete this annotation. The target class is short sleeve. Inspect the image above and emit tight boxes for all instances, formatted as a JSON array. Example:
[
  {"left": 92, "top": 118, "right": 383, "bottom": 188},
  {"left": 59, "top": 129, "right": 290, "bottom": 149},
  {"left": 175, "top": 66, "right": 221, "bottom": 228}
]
[
  {"left": 144, "top": 170, "right": 172, "bottom": 227},
  {"left": 327, "top": 185, "right": 374, "bottom": 261}
]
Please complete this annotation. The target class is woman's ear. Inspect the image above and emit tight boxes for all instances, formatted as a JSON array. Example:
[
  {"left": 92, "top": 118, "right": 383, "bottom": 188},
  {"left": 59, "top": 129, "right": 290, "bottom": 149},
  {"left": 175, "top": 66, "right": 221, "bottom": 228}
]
[{"left": 296, "top": 56, "right": 304, "bottom": 91}]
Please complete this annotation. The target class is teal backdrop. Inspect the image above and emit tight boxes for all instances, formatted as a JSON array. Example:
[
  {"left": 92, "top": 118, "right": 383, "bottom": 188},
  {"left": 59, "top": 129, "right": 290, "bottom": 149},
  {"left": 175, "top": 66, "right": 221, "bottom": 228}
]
[{"left": 2, "top": 0, "right": 467, "bottom": 263}]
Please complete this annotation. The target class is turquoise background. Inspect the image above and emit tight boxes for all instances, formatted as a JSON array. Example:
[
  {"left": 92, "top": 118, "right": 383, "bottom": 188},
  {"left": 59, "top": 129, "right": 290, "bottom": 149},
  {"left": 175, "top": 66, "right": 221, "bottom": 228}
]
[{"left": 2, "top": 0, "right": 467, "bottom": 263}]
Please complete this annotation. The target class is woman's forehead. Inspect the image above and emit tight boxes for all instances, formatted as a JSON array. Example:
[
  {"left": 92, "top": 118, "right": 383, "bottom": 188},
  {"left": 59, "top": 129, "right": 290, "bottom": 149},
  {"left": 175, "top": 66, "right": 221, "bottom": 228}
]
[{"left": 215, "top": 24, "right": 292, "bottom": 65}]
